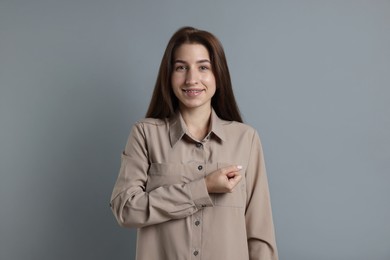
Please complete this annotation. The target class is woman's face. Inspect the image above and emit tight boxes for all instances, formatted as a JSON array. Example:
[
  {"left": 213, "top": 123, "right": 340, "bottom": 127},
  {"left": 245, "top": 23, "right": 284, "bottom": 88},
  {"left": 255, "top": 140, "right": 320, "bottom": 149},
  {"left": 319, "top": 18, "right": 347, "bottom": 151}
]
[{"left": 171, "top": 43, "right": 216, "bottom": 113}]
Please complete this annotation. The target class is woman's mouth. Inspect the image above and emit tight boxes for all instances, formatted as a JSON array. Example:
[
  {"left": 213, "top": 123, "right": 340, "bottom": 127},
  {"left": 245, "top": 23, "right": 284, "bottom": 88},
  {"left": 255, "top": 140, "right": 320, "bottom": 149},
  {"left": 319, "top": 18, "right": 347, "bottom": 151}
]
[{"left": 182, "top": 89, "right": 204, "bottom": 96}]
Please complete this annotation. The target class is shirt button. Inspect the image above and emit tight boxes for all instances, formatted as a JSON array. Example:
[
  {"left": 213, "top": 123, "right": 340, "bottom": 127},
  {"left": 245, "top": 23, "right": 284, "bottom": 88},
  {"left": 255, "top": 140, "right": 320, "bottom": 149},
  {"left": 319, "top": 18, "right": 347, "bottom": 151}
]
[
  {"left": 196, "top": 143, "right": 202, "bottom": 148},
  {"left": 193, "top": 250, "right": 199, "bottom": 256},
  {"left": 198, "top": 165, "right": 203, "bottom": 171},
  {"left": 195, "top": 220, "right": 200, "bottom": 226}
]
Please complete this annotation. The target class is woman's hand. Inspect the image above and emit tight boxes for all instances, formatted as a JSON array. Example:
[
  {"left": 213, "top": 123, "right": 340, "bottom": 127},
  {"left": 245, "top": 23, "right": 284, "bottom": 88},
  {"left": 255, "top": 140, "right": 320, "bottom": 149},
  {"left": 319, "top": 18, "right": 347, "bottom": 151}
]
[{"left": 205, "top": 165, "right": 243, "bottom": 193}]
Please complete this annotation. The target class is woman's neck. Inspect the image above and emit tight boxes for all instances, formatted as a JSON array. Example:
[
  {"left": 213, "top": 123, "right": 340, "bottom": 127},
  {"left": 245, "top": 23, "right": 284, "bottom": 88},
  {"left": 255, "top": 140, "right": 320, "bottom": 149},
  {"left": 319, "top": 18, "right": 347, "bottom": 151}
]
[{"left": 180, "top": 106, "right": 212, "bottom": 141}]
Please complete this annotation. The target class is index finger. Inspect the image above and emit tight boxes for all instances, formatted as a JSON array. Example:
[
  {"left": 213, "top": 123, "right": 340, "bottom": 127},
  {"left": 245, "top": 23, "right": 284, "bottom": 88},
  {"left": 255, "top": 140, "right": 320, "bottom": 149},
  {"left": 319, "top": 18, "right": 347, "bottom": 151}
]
[{"left": 221, "top": 165, "right": 243, "bottom": 174}]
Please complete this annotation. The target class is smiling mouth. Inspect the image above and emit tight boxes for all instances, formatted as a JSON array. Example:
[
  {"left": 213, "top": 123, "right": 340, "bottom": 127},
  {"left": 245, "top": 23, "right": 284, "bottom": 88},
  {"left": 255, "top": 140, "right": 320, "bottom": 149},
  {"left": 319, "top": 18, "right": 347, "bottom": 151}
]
[
  {"left": 182, "top": 88, "right": 204, "bottom": 97},
  {"left": 182, "top": 89, "right": 204, "bottom": 93}
]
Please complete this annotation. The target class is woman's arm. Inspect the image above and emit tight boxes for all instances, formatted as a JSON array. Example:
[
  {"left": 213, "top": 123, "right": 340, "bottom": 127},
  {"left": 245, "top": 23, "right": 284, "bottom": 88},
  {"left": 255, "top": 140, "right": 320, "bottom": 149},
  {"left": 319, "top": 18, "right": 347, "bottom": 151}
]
[
  {"left": 110, "top": 123, "right": 213, "bottom": 228},
  {"left": 245, "top": 130, "right": 278, "bottom": 260}
]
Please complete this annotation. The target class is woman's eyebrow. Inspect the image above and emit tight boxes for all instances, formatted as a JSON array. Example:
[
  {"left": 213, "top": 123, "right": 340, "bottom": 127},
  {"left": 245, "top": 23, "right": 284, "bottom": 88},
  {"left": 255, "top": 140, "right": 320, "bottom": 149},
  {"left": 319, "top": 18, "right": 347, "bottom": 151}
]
[
  {"left": 196, "top": 59, "right": 211, "bottom": 64},
  {"left": 174, "top": 60, "right": 187, "bottom": 64},
  {"left": 174, "top": 59, "right": 211, "bottom": 64}
]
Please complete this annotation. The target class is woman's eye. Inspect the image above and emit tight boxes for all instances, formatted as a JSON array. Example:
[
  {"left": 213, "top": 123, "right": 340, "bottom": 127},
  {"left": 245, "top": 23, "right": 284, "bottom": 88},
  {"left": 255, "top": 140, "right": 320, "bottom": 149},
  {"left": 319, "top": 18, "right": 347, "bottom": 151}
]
[
  {"left": 199, "top": 66, "right": 209, "bottom": 71},
  {"left": 175, "top": 66, "right": 186, "bottom": 71}
]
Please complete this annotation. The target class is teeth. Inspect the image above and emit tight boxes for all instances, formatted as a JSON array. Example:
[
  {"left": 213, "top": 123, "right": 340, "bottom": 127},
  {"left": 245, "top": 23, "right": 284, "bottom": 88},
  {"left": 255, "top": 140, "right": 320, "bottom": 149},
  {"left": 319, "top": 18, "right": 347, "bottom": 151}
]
[{"left": 184, "top": 89, "right": 202, "bottom": 93}]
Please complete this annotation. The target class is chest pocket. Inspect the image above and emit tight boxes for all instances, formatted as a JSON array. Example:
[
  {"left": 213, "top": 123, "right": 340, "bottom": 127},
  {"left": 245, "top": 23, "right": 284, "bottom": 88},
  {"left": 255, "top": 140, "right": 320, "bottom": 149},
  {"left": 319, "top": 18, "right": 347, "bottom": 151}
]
[
  {"left": 145, "top": 163, "right": 203, "bottom": 192},
  {"left": 145, "top": 162, "right": 245, "bottom": 208},
  {"left": 210, "top": 162, "right": 245, "bottom": 208}
]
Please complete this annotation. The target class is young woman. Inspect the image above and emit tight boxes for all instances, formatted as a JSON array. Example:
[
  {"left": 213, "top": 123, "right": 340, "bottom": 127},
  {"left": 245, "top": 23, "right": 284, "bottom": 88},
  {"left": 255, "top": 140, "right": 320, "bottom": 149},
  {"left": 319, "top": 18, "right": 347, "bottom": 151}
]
[{"left": 110, "top": 26, "right": 278, "bottom": 260}]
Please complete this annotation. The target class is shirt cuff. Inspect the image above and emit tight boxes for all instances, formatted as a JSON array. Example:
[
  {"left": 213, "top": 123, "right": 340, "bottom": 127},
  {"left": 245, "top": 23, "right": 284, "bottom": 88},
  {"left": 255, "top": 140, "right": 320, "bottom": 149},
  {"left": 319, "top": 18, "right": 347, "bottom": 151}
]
[{"left": 188, "top": 178, "right": 213, "bottom": 209}]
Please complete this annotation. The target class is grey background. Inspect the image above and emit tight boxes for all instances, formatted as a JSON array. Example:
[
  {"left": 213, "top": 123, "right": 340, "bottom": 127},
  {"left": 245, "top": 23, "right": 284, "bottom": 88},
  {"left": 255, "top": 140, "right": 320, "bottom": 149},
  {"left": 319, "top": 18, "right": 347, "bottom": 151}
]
[{"left": 1, "top": 0, "right": 389, "bottom": 259}]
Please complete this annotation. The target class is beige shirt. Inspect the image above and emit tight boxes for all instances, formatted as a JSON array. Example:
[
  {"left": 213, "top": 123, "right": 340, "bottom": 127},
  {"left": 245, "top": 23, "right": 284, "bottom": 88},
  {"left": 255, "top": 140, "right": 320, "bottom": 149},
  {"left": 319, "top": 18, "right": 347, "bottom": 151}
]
[{"left": 110, "top": 110, "right": 278, "bottom": 260}]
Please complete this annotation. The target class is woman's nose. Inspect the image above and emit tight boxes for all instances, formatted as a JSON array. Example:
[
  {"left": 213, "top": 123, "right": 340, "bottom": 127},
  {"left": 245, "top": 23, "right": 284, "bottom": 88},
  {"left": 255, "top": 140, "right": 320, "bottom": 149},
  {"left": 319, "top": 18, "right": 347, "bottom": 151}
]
[{"left": 185, "top": 69, "right": 198, "bottom": 85}]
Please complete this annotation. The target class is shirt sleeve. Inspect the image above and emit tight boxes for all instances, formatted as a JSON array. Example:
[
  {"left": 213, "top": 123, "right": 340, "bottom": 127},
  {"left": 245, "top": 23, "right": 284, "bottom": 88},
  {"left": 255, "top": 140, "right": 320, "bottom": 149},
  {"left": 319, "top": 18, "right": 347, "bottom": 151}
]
[
  {"left": 110, "top": 123, "right": 213, "bottom": 228},
  {"left": 245, "top": 130, "right": 279, "bottom": 260}
]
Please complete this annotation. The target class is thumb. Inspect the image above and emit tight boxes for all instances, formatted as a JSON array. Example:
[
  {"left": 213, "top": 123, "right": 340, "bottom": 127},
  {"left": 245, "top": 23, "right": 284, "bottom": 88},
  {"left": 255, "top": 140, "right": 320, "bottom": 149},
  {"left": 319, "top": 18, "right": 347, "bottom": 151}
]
[{"left": 227, "top": 174, "right": 242, "bottom": 191}]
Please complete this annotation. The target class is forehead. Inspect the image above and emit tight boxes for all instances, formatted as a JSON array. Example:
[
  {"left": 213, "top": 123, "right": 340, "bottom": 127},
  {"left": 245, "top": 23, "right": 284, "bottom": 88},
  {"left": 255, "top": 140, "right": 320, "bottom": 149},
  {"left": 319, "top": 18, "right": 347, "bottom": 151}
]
[{"left": 173, "top": 43, "right": 210, "bottom": 60}]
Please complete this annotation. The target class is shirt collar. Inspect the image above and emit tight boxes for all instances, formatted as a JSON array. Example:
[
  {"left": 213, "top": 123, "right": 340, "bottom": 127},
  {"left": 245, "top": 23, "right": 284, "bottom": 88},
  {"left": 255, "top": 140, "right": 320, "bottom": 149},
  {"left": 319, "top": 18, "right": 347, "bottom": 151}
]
[{"left": 169, "top": 109, "right": 226, "bottom": 147}]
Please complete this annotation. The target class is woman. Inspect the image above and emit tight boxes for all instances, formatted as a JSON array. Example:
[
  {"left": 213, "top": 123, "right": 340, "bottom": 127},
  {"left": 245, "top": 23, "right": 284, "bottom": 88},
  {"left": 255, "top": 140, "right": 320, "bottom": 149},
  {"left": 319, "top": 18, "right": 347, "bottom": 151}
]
[{"left": 110, "top": 26, "right": 278, "bottom": 260}]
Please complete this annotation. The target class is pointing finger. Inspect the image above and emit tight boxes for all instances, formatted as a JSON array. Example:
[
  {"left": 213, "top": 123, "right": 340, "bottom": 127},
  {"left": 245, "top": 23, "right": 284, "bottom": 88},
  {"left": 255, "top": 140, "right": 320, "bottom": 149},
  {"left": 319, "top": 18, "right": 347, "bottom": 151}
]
[{"left": 221, "top": 165, "right": 243, "bottom": 174}]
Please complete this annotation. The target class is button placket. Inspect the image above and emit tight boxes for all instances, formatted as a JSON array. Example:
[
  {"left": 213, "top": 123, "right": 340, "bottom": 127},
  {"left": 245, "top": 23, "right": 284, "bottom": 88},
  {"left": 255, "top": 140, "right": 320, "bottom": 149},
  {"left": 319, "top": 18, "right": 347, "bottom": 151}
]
[
  {"left": 192, "top": 210, "right": 203, "bottom": 259},
  {"left": 191, "top": 139, "right": 206, "bottom": 259}
]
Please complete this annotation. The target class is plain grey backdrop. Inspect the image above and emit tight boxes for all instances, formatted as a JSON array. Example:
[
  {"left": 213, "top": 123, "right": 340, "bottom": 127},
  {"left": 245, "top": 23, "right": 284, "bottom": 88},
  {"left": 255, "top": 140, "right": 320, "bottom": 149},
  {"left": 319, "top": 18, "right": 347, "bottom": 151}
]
[{"left": 1, "top": 0, "right": 389, "bottom": 259}]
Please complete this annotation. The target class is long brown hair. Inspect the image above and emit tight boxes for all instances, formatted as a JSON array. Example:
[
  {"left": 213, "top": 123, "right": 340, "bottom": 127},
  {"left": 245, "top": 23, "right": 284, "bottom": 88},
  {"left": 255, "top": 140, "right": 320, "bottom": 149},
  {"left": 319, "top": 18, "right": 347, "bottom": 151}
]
[{"left": 145, "top": 26, "right": 243, "bottom": 123}]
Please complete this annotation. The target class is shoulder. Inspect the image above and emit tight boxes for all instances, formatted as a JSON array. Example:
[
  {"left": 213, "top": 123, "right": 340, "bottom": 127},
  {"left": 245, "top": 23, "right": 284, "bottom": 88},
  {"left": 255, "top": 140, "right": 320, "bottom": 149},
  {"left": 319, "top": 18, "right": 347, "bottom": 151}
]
[
  {"left": 134, "top": 117, "right": 167, "bottom": 127},
  {"left": 216, "top": 119, "right": 260, "bottom": 144},
  {"left": 129, "top": 118, "right": 168, "bottom": 137},
  {"left": 223, "top": 120, "right": 258, "bottom": 136},
  {"left": 231, "top": 121, "right": 256, "bottom": 131}
]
